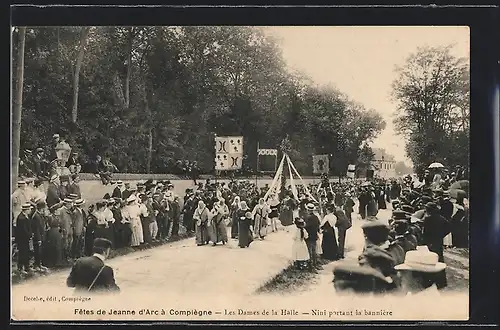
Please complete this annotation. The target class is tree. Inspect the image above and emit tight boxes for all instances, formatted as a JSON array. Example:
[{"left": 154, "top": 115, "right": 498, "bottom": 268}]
[
  {"left": 12, "top": 27, "right": 26, "bottom": 189},
  {"left": 71, "top": 27, "right": 91, "bottom": 123},
  {"left": 392, "top": 45, "right": 469, "bottom": 174},
  {"left": 395, "top": 161, "right": 412, "bottom": 176}
]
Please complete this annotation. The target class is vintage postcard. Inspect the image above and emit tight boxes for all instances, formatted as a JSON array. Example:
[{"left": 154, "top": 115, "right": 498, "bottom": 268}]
[{"left": 11, "top": 25, "right": 469, "bottom": 321}]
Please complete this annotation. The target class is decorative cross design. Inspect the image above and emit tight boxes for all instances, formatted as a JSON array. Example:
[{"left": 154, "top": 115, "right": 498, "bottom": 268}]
[
  {"left": 217, "top": 141, "right": 228, "bottom": 153},
  {"left": 231, "top": 156, "right": 238, "bottom": 167}
]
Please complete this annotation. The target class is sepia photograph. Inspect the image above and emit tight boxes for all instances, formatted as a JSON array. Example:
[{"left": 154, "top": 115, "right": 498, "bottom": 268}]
[{"left": 11, "top": 24, "right": 470, "bottom": 321}]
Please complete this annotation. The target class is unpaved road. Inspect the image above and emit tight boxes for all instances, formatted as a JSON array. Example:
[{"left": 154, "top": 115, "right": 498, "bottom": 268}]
[{"left": 11, "top": 202, "right": 469, "bottom": 322}]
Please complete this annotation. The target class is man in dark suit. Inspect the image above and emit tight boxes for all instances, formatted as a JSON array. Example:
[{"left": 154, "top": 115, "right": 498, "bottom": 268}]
[
  {"left": 304, "top": 203, "right": 322, "bottom": 271},
  {"left": 31, "top": 201, "right": 49, "bottom": 272},
  {"left": 15, "top": 203, "right": 34, "bottom": 276},
  {"left": 46, "top": 175, "right": 61, "bottom": 208},
  {"left": 67, "top": 174, "right": 82, "bottom": 198},
  {"left": 67, "top": 238, "right": 120, "bottom": 293},
  {"left": 112, "top": 180, "right": 123, "bottom": 199},
  {"left": 334, "top": 205, "right": 352, "bottom": 259}
]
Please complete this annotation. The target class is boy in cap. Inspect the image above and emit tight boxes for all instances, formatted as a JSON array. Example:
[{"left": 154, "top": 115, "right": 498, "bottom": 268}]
[
  {"left": 72, "top": 199, "right": 86, "bottom": 258},
  {"left": 31, "top": 201, "right": 50, "bottom": 272},
  {"left": 15, "top": 203, "right": 34, "bottom": 276},
  {"left": 66, "top": 238, "right": 120, "bottom": 293}
]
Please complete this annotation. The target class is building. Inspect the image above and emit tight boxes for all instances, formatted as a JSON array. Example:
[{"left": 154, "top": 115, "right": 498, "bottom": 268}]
[{"left": 370, "top": 148, "right": 397, "bottom": 179}]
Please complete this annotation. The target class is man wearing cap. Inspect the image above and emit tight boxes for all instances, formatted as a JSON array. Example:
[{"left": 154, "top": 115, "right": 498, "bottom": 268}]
[
  {"left": 67, "top": 238, "right": 120, "bottom": 293},
  {"left": 59, "top": 198, "right": 75, "bottom": 261},
  {"left": 421, "top": 202, "right": 451, "bottom": 289},
  {"left": 15, "top": 203, "right": 34, "bottom": 275},
  {"left": 72, "top": 199, "right": 86, "bottom": 258},
  {"left": 59, "top": 175, "right": 71, "bottom": 200},
  {"left": 112, "top": 180, "right": 124, "bottom": 199},
  {"left": 66, "top": 152, "right": 82, "bottom": 174},
  {"left": 31, "top": 201, "right": 49, "bottom": 272},
  {"left": 304, "top": 203, "right": 322, "bottom": 271},
  {"left": 12, "top": 180, "right": 32, "bottom": 229}
]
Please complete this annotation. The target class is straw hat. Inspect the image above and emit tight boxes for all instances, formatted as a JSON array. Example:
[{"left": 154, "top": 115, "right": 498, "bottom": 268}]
[
  {"left": 394, "top": 246, "right": 446, "bottom": 272},
  {"left": 126, "top": 195, "right": 136, "bottom": 203},
  {"left": 305, "top": 203, "right": 315, "bottom": 211}
]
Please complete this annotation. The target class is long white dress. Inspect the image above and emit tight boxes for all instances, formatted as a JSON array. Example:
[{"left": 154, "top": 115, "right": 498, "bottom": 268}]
[
  {"left": 124, "top": 203, "right": 144, "bottom": 246},
  {"left": 292, "top": 227, "right": 310, "bottom": 261}
]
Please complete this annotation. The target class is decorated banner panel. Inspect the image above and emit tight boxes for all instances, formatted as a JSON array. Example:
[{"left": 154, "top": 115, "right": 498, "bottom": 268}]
[
  {"left": 347, "top": 164, "right": 356, "bottom": 178},
  {"left": 227, "top": 153, "right": 243, "bottom": 170},
  {"left": 228, "top": 136, "right": 244, "bottom": 154},
  {"left": 214, "top": 136, "right": 244, "bottom": 171},
  {"left": 312, "top": 154, "right": 329, "bottom": 174},
  {"left": 258, "top": 148, "right": 278, "bottom": 156},
  {"left": 215, "top": 154, "right": 229, "bottom": 170},
  {"left": 258, "top": 148, "right": 278, "bottom": 172},
  {"left": 215, "top": 137, "right": 230, "bottom": 154}
]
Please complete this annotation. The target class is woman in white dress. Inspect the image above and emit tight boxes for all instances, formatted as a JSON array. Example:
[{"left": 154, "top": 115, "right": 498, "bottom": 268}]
[
  {"left": 122, "top": 196, "right": 144, "bottom": 247},
  {"left": 292, "top": 218, "right": 309, "bottom": 270}
]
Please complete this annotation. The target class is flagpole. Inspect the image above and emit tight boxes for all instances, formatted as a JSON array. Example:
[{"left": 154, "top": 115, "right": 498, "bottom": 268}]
[{"left": 256, "top": 142, "right": 259, "bottom": 187}]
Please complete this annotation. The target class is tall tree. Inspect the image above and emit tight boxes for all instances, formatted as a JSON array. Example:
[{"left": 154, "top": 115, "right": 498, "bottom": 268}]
[
  {"left": 392, "top": 45, "right": 469, "bottom": 173},
  {"left": 71, "top": 27, "right": 91, "bottom": 123},
  {"left": 12, "top": 27, "right": 26, "bottom": 189}
]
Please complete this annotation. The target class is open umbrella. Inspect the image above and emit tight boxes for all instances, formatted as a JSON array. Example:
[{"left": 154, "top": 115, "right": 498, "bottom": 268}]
[{"left": 428, "top": 162, "right": 444, "bottom": 169}]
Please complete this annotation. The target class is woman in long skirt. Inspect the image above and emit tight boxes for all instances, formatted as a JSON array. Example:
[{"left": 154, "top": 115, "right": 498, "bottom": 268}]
[
  {"left": 194, "top": 201, "right": 210, "bottom": 246},
  {"left": 238, "top": 211, "right": 254, "bottom": 248},
  {"left": 42, "top": 214, "right": 65, "bottom": 268},
  {"left": 320, "top": 215, "right": 340, "bottom": 261},
  {"left": 230, "top": 196, "right": 241, "bottom": 239},
  {"left": 211, "top": 199, "right": 229, "bottom": 245},
  {"left": 252, "top": 198, "right": 269, "bottom": 240}
]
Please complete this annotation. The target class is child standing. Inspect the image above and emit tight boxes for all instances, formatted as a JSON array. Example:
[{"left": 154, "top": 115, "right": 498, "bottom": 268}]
[{"left": 292, "top": 218, "right": 310, "bottom": 270}]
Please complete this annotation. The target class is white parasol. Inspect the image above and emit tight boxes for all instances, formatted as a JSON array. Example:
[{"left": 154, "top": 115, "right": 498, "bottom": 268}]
[{"left": 428, "top": 162, "right": 444, "bottom": 169}]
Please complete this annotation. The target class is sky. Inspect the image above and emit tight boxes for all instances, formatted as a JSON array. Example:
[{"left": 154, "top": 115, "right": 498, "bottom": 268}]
[{"left": 262, "top": 26, "right": 469, "bottom": 165}]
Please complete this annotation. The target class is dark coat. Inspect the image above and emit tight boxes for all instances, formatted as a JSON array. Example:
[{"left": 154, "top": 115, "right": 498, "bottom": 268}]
[
  {"left": 15, "top": 213, "right": 32, "bottom": 243},
  {"left": 31, "top": 211, "right": 46, "bottom": 242},
  {"left": 67, "top": 183, "right": 82, "bottom": 199},
  {"left": 304, "top": 213, "right": 321, "bottom": 242},
  {"left": 112, "top": 187, "right": 122, "bottom": 199},
  {"left": 67, "top": 255, "right": 120, "bottom": 293},
  {"left": 334, "top": 208, "right": 352, "bottom": 231},
  {"left": 46, "top": 183, "right": 61, "bottom": 208}
]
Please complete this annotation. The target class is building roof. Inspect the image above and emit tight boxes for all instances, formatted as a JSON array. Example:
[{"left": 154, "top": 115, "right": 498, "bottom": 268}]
[{"left": 371, "top": 148, "right": 396, "bottom": 162}]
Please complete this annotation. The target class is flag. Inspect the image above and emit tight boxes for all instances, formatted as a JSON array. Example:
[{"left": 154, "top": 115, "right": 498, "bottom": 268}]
[
  {"left": 258, "top": 148, "right": 278, "bottom": 156},
  {"left": 347, "top": 164, "right": 356, "bottom": 178},
  {"left": 215, "top": 136, "right": 243, "bottom": 171},
  {"left": 312, "top": 154, "right": 329, "bottom": 174}
]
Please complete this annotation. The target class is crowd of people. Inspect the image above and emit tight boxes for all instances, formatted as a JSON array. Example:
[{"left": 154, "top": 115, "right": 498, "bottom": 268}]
[
  {"left": 330, "top": 166, "right": 469, "bottom": 295},
  {"left": 12, "top": 162, "right": 469, "bottom": 297}
]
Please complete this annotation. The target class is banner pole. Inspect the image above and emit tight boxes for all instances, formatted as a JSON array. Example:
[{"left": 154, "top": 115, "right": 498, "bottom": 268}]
[{"left": 256, "top": 142, "right": 259, "bottom": 188}]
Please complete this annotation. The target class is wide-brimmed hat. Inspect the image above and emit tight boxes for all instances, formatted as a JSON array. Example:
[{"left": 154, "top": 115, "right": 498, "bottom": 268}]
[
  {"left": 400, "top": 205, "right": 414, "bottom": 214},
  {"left": 17, "top": 180, "right": 26, "bottom": 185},
  {"left": 392, "top": 210, "right": 410, "bottom": 220},
  {"left": 74, "top": 198, "right": 85, "bottom": 206},
  {"left": 425, "top": 202, "right": 441, "bottom": 212},
  {"left": 361, "top": 218, "right": 389, "bottom": 230},
  {"left": 126, "top": 195, "right": 136, "bottom": 203},
  {"left": 116, "top": 180, "right": 123, "bottom": 185},
  {"left": 240, "top": 201, "right": 249, "bottom": 211},
  {"left": 394, "top": 246, "right": 446, "bottom": 272},
  {"left": 305, "top": 203, "right": 316, "bottom": 211}
]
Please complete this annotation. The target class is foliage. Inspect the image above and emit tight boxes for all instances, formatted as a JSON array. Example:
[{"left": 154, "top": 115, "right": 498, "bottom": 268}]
[
  {"left": 12, "top": 26, "right": 386, "bottom": 175},
  {"left": 394, "top": 161, "right": 412, "bottom": 176},
  {"left": 392, "top": 45, "right": 469, "bottom": 174}
]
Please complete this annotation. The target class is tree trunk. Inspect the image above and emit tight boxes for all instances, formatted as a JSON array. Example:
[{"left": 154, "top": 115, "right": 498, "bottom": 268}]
[
  {"left": 71, "top": 27, "right": 91, "bottom": 123},
  {"left": 147, "top": 129, "right": 153, "bottom": 174},
  {"left": 12, "top": 27, "right": 26, "bottom": 189},
  {"left": 124, "top": 27, "right": 134, "bottom": 108}
]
